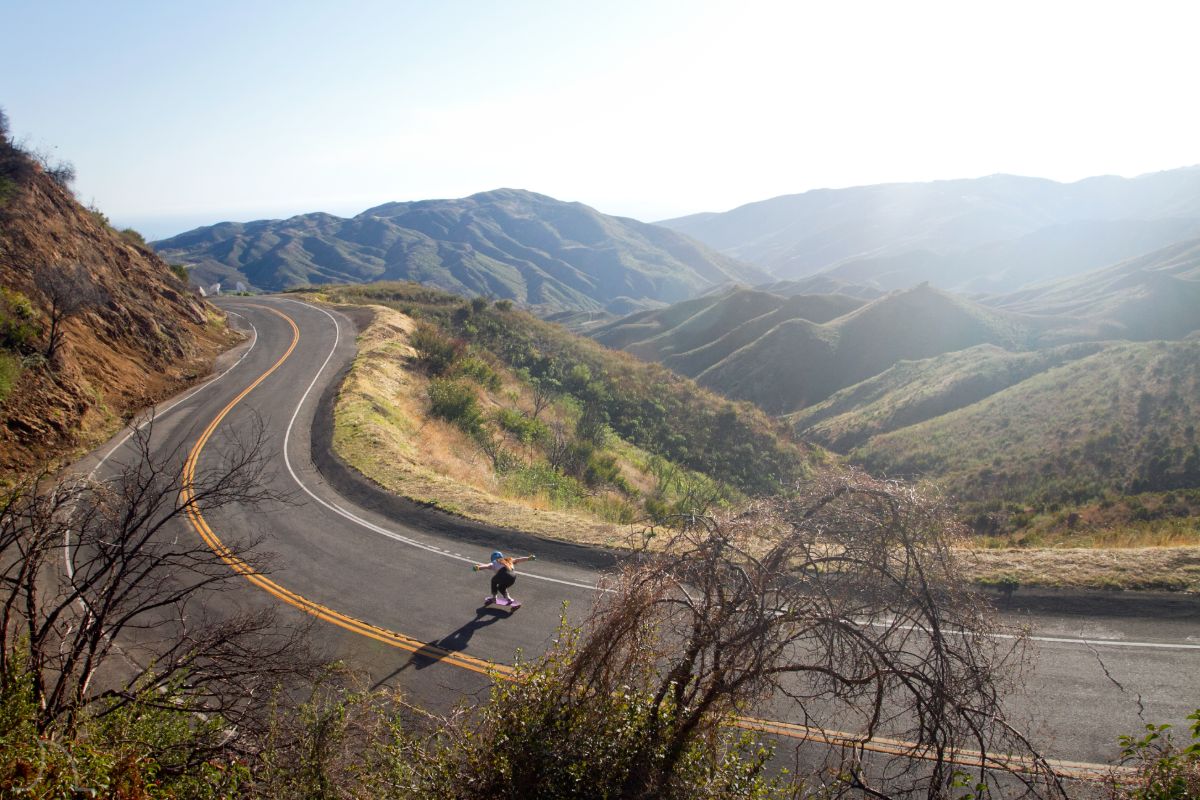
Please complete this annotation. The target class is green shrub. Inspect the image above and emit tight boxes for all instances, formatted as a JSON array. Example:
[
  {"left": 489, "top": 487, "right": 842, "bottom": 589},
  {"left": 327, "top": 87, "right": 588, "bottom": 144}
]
[
  {"left": 86, "top": 204, "right": 110, "bottom": 228},
  {"left": 504, "top": 462, "right": 585, "bottom": 507},
  {"left": 495, "top": 407, "right": 549, "bottom": 446},
  {"left": 427, "top": 378, "right": 483, "bottom": 436},
  {"left": 1113, "top": 711, "right": 1200, "bottom": 799},
  {"left": 410, "top": 322, "right": 464, "bottom": 375},
  {"left": 583, "top": 450, "right": 629, "bottom": 493},
  {"left": 425, "top": 624, "right": 781, "bottom": 800},
  {"left": 452, "top": 353, "right": 502, "bottom": 391},
  {"left": 0, "top": 649, "right": 248, "bottom": 799},
  {"left": 168, "top": 263, "right": 190, "bottom": 284},
  {"left": 0, "top": 287, "right": 39, "bottom": 352},
  {"left": 0, "top": 352, "right": 19, "bottom": 405},
  {"left": 119, "top": 227, "right": 147, "bottom": 247}
]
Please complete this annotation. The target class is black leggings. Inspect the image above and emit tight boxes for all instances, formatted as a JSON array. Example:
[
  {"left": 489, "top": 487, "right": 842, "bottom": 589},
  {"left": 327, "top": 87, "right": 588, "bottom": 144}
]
[{"left": 491, "top": 568, "right": 516, "bottom": 596}]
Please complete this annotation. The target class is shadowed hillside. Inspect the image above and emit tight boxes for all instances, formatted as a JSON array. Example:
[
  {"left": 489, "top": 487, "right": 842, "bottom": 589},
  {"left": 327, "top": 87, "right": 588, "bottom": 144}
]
[
  {"left": 592, "top": 287, "right": 865, "bottom": 379},
  {"left": 682, "top": 284, "right": 1042, "bottom": 414},
  {"left": 155, "top": 189, "right": 768, "bottom": 314},
  {"left": 986, "top": 237, "right": 1200, "bottom": 342}
]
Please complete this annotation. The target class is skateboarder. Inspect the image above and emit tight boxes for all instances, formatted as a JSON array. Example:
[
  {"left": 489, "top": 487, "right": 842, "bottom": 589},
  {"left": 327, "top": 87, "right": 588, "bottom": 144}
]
[{"left": 473, "top": 550, "right": 535, "bottom": 607}]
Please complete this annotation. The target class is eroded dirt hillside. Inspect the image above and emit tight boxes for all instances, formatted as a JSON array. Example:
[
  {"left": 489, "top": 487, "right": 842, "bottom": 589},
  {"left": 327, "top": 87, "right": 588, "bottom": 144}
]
[{"left": 0, "top": 140, "right": 235, "bottom": 479}]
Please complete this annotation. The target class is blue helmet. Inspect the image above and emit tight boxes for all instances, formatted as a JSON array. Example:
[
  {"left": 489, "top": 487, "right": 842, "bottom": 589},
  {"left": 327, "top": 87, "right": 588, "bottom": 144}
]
[{"left": 491, "top": 551, "right": 504, "bottom": 561}]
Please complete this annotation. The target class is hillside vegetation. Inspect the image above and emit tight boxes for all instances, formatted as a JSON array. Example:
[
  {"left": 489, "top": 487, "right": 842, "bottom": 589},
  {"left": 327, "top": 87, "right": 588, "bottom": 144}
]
[
  {"left": 306, "top": 282, "right": 816, "bottom": 540},
  {"left": 594, "top": 240, "right": 1200, "bottom": 559},
  {"left": 659, "top": 168, "right": 1200, "bottom": 292},
  {"left": 155, "top": 189, "right": 767, "bottom": 314},
  {"left": 0, "top": 113, "right": 234, "bottom": 480},
  {"left": 855, "top": 340, "right": 1200, "bottom": 508},
  {"left": 788, "top": 342, "right": 1108, "bottom": 451}
]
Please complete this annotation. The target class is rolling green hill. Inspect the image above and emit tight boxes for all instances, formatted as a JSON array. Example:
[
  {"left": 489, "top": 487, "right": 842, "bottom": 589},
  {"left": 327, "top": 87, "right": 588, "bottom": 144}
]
[
  {"left": 591, "top": 287, "right": 867, "bottom": 395},
  {"left": 787, "top": 342, "right": 1107, "bottom": 451},
  {"left": 852, "top": 340, "right": 1200, "bottom": 507},
  {"left": 154, "top": 189, "right": 767, "bottom": 314}
]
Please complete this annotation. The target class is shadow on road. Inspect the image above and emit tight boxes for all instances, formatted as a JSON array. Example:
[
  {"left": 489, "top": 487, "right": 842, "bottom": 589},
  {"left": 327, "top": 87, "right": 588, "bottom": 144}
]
[{"left": 375, "top": 607, "right": 509, "bottom": 684}]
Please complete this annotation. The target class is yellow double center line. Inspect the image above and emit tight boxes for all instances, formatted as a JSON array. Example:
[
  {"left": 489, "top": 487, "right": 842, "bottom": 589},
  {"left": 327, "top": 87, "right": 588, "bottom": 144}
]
[
  {"left": 180, "top": 305, "right": 501, "bottom": 678},
  {"left": 180, "top": 303, "right": 1117, "bottom": 782}
]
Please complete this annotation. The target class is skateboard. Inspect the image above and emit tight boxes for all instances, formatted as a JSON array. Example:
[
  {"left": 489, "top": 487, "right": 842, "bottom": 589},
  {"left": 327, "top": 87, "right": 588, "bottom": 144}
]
[{"left": 483, "top": 595, "right": 522, "bottom": 610}]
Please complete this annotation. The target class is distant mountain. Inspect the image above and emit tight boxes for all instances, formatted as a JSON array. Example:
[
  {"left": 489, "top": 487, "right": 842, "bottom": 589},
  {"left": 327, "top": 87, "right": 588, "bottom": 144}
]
[
  {"left": 984, "top": 237, "right": 1200, "bottom": 342},
  {"left": 592, "top": 286, "right": 865, "bottom": 366},
  {"left": 154, "top": 189, "right": 768, "bottom": 314},
  {"left": 590, "top": 235, "right": 1200, "bottom": 517},
  {"left": 755, "top": 276, "right": 885, "bottom": 300},
  {"left": 594, "top": 283, "right": 1044, "bottom": 414},
  {"left": 659, "top": 168, "right": 1200, "bottom": 292}
]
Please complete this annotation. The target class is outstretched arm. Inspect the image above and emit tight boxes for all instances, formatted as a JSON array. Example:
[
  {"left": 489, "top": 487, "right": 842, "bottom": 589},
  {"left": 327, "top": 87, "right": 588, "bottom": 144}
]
[
  {"left": 513, "top": 555, "right": 536, "bottom": 564},
  {"left": 472, "top": 562, "right": 491, "bottom": 571}
]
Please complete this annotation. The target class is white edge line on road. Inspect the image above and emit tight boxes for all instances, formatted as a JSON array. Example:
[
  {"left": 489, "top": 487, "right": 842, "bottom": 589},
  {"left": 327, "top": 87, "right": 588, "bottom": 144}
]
[
  {"left": 64, "top": 312, "right": 259, "bottom": 580},
  {"left": 862, "top": 619, "right": 1200, "bottom": 653},
  {"left": 274, "top": 298, "right": 601, "bottom": 593},
  {"left": 87, "top": 311, "right": 259, "bottom": 481},
  {"left": 263, "top": 298, "right": 1199, "bottom": 645}
]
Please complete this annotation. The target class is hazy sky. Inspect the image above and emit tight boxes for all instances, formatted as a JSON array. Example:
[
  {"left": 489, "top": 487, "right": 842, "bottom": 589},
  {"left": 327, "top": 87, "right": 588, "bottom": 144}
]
[{"left": 3, "top": 0, "right": 1199, "bottom": 239}]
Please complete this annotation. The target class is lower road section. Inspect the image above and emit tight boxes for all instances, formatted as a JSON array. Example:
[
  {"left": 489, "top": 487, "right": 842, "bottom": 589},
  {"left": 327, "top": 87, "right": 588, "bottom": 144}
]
[{"left": 79, "top": 296, "right": 1200, "bottom": 773}]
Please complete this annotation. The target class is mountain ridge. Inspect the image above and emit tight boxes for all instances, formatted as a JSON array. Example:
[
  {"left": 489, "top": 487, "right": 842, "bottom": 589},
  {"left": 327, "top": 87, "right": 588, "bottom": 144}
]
[
  {"left": 154, "top": 189, "right": 768, "bottom": 314},
  {"left": 658, "top": 167, "right": 1200, "bottom": 292}
]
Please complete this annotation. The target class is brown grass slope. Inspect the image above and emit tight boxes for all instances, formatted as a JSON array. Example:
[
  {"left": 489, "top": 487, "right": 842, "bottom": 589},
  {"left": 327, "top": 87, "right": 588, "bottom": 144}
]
[
  {"left": 853, "top": 340, "right": 1200, "bottom": 506},
  {"left": 0, "top": 138, "right": 231, "bottom": 479}
]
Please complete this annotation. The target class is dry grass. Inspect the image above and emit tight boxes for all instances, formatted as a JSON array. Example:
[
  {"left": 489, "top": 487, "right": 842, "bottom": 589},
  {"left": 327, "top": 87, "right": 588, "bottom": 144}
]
[
  {"left": 330, "top": 304, "right": 635, "bottom": 548},
  {"left": 959, "top": 545, "right": 1200, "bottom": 592}
]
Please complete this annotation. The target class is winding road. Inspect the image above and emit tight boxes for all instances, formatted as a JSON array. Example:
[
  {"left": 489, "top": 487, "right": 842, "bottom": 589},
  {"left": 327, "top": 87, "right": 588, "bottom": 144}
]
[{"left": 77, "top": 296, "right": 1200, "bottom": 776}]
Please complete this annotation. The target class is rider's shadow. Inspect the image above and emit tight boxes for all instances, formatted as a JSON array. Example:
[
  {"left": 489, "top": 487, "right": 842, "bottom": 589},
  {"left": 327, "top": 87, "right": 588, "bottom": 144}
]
[{"left": 394, "top": 607, "right": 508, "bottom": 673}]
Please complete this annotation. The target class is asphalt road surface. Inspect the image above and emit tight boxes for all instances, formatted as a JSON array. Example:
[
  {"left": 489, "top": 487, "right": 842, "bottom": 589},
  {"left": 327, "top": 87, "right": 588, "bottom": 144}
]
[{"left": 75, "top": 296, "right": 1200, "bottom": 777}]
